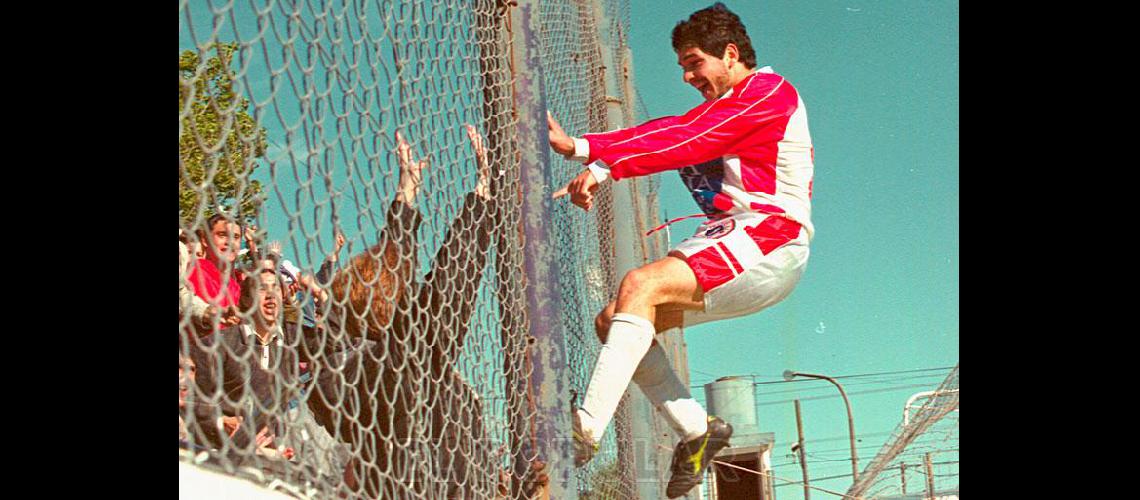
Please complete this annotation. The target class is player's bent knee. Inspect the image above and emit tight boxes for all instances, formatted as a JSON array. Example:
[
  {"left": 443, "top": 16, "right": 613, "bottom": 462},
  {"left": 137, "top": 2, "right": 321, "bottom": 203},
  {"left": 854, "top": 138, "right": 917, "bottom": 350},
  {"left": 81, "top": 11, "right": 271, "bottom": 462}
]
[
  {"left": 618, "top": 267, "right": 654, "bottom": 298},
  {"left": 595, "top": 302, "right": 616, "bottom": 342},
  {"left": 594, "top": 311, "right": 610, "bottom": 342}
]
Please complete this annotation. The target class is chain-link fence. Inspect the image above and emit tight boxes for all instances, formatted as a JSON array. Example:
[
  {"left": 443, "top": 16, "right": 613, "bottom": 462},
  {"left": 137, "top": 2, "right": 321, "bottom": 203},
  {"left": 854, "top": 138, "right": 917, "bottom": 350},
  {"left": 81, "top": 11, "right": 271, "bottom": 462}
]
[{"left": 179, "top": 0, "right": 669, "bottom": 498}]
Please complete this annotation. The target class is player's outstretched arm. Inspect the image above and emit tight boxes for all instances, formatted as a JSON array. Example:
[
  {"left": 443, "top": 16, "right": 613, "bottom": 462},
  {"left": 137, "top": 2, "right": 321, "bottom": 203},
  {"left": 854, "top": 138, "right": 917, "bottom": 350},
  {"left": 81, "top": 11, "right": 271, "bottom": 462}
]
[
  {"left": 596, "top": 77, "right": 798, "bottom": 180},
  {"left": 548, "top": 109, "right": 685, "bottom": 165},
  {"left": 547, "top": 111, "right": 575, "bottom": 158}
]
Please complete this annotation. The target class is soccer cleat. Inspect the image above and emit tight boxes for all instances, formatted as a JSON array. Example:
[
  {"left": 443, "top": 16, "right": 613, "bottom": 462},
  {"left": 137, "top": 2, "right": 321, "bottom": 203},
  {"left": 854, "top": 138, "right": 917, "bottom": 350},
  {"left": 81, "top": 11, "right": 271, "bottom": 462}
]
[
  {"left": 572, "top": 409, "right": 599, "bottom": 468},
  {"left": 665, "top": 416, "right": 733, "bottom": 498}
]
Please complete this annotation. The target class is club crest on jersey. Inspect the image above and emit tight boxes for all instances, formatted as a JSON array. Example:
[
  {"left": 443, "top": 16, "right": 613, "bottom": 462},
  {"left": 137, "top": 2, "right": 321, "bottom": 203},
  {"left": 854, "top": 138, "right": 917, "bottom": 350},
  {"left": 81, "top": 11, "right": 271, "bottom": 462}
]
[{"left": 702, "top": 219, "right": 735, "bottom": 239}]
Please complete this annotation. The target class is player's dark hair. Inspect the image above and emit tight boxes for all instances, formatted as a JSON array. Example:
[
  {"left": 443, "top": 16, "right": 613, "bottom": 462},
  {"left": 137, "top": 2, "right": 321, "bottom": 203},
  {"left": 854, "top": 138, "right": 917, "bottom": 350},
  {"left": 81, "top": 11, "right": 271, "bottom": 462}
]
[{"left": 671, "top": 2, "right": 756, "bottom": 69}]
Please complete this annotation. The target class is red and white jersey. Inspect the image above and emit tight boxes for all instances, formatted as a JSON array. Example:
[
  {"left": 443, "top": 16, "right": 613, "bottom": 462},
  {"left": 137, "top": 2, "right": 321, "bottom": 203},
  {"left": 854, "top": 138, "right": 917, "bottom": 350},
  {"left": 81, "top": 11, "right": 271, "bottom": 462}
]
[{"left": 575, "top": 67, "right": 815, "bottom": 239}]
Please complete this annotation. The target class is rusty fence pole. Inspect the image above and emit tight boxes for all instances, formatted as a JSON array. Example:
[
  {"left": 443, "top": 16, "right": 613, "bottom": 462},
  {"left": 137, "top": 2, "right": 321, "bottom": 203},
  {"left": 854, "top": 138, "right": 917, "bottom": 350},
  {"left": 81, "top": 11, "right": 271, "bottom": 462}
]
[{"left": 506, "top": 0, "right": 575, "bottom": 497}]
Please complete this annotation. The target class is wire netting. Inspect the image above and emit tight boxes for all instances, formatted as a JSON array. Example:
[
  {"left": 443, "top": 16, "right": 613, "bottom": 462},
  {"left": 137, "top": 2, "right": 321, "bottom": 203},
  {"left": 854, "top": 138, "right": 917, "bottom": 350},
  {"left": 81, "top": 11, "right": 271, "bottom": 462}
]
[
  {"left": 535, "top": 0, "right": 675, "bottom": 497},
  {"left": 178, "top": 0, "right": 662, "bottom": 498},
  {"left": 845, "top": 364, "right": 959, "bottom": 499}
]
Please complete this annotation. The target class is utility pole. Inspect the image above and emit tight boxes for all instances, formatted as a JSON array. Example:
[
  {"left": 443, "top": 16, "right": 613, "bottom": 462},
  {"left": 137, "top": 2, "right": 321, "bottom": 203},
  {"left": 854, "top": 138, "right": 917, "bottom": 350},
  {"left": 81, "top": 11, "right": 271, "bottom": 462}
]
[
  {"left": 924, "top": 453, "right": 935, "bottom": 499},
  {"left": 899, "top": 463, "right": 907, "bottom": 495},
  {"left": 794, "top": 400, "right": 810, "bottom": 500},
  {"left": 783, "top": 371, "right": 859, "bottom": 483}
]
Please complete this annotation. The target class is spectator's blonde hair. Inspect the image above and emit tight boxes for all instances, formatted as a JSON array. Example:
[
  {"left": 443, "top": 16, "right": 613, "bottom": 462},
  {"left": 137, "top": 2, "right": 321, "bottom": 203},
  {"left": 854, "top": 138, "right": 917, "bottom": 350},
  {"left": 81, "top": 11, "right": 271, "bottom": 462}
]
[{"left": 330, "top": 236, "right": 413, "bottom": 340}]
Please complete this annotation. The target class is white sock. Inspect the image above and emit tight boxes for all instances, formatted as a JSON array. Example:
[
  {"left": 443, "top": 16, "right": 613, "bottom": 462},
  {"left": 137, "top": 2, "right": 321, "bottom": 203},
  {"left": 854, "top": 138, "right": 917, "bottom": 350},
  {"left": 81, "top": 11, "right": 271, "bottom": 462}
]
[
  {"left": 633, "top": 341, "right": 708, "bottom": 442},
  {"left": 579, "top": 313, "right": 655, "bottom": 441}
]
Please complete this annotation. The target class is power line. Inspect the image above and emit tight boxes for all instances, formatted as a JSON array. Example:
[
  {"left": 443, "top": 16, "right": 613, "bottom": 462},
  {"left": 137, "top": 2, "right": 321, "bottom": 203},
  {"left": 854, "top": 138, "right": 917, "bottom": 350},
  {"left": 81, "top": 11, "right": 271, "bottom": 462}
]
[
  {"left": 690, "top": 366, "right": 955, "bottom": 389},
  {"left": 772, "top": 458, "right": 959, "bottom": 473},
  {"left": 803, "top": 444, "right": 899, "bottom": 454},
  {"left": 752, "top": 372, "right": 950, "bottom": 397},
  {"left": 769, "top": 431, "right": 899, "bottom": 468},
  {"left": 774, "top": 430, "right": 896, "bottom": 449},
  {"left": 802, "top": 446, "right": 959, "bottom": 461},
  {"left": 693, "top": 379, "right": 952, "bottom": 407},
  {"left": 756, "top": 382, "right": 943, "bottom": 406},
  {"left": 772, "top": 471, "right": 857, "bottom": 488},
  {"left": 712, "top": 460, "right": 861, "bottom": 499},
  {"left": 806, "top": 453, "right": 871, "bottom": 463},
  {"left": 773, "top": 366, "right": 954, "bottom": 384},
  {"left": 688, "top": 366, "right": 728, "bottom": 381},
  {"left": 760, "top": 366, "right": 955, "bottom": 385}
]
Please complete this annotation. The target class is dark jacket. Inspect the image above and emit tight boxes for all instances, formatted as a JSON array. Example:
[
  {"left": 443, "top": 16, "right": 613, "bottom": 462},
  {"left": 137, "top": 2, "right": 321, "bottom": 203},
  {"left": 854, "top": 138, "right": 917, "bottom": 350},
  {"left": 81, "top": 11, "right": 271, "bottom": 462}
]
[{"left": 183, "top": 321, "right": 307, "bottom": 449}]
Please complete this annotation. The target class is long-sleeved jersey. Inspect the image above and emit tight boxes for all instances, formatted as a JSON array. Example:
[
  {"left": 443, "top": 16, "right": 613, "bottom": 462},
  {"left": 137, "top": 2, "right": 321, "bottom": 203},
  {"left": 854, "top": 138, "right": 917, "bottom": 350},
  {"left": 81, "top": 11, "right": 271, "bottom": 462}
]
[{"left": 576, "top": 67, "right": 815, "bottom": 239}]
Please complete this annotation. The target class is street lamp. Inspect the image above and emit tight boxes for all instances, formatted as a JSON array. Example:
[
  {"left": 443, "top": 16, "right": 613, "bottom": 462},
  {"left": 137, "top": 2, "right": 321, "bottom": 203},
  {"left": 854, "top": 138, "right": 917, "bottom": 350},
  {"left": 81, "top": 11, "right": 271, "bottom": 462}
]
[{"left": 783, "top": 370, "right": 859, "bottom": 484}]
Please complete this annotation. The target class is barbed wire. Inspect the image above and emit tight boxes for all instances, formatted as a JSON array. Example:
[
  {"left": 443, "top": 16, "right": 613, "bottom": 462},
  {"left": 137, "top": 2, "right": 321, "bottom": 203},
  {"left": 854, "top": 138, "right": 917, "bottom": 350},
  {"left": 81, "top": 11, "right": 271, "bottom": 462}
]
[{"left": 846, "top": 364, "right": 959, "bottom": 498}]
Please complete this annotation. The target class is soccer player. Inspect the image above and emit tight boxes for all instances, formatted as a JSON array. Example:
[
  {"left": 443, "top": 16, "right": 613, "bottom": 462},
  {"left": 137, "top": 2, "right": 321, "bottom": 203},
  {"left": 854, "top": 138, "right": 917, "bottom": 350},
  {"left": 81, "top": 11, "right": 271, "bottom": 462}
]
[{"left": 548, "top": 3, "right": 815, "bottom": 497}]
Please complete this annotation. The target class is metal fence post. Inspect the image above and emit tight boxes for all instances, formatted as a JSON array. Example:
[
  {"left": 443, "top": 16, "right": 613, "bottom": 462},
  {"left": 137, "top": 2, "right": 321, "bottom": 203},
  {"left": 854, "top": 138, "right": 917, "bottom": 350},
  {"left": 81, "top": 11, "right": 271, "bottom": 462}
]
[{"left": 507, "top": 0, "right": 574, "bottom": 497}]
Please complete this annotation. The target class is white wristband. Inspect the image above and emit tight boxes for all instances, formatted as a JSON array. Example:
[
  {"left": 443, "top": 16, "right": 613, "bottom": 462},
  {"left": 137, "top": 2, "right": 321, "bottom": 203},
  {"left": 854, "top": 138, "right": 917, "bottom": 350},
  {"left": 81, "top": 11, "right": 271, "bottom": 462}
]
[
  {"left": 587, "top": 162, "right": 611, "bottom": 184},
  {"left": 570, "top": 137, "right": 591, "bottom": 164}
]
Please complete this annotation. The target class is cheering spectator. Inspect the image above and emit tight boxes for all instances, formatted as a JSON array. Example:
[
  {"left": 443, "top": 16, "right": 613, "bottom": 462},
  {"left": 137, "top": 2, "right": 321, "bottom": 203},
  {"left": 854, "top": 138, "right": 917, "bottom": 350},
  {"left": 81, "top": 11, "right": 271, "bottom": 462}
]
[
  {"left": 178, "top": 351, "right": 247, "bottom": 452},
  {"left": 179, "top": 353, "right": 194, "bottom": 446},
  {"left": 181, "top": 230, "right": 239, "bottom": 332},
  {"left": 304, "top": 125, "right": 507, "bottom": 498},
  {"left": 186, "top": 214, "right": 247, "bottom": 336}
]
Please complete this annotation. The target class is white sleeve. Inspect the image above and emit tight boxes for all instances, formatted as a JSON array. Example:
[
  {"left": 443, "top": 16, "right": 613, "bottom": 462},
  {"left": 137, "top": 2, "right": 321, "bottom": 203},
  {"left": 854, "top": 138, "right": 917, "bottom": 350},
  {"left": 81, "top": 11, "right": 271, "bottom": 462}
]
[{"left": 587, "top": 162, "right": 612, "bottom": 184}]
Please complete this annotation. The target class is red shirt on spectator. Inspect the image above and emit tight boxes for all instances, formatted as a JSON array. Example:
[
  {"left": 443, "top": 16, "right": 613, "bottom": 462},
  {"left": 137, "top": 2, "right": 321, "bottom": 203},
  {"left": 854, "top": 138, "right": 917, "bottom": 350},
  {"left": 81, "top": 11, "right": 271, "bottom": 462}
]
[{"left": 187, "top": 258, "right": 242, "bottom": 309}]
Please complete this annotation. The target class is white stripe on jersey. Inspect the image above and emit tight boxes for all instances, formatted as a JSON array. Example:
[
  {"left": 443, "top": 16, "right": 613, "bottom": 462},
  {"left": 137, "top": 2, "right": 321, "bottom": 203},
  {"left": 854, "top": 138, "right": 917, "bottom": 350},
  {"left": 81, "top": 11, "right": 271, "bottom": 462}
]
[
  {"left": 607, "top": 71, "right": 762, "bottom": 149},
  {"left": 610, "top": 79, "right": 786, "bottom": 168}
]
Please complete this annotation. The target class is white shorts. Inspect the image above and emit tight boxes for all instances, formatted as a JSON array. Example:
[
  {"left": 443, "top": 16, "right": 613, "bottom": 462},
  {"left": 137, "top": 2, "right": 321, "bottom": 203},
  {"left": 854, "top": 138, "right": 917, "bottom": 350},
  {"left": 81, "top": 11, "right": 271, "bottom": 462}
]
[{"left": 671, "top": 213, "right": 810, "bottom": 328}]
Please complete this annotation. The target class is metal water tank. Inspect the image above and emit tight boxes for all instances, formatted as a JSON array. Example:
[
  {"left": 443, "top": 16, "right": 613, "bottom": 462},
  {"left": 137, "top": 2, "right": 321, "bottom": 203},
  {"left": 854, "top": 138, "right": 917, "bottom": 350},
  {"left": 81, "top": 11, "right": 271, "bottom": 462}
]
[{"left": 704, "top": 376, "right": 761, "bottom": 442}]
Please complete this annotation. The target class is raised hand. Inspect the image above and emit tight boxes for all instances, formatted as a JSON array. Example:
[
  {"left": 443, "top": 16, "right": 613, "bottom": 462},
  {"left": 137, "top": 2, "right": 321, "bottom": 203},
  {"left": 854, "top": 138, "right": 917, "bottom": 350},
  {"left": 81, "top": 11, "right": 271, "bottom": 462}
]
[
  {"left": 395, "top": 130, "right": 428, "bottom": 205},
  {"left": 255, "top": 425, "right": 275, "bottom": 449},
  {"left": 466, "top": 124, "right": 492, "bottom": 200},
  {"left": 220, "top": 305, "right": 241, "bottom": 327},
  {"left": 243, "top": 225, "right": 261, "bottom": 255},
  {"left": 222, "top": 415, "right": 243, "bottom": 437},
  {"left": 324, "top": 230, "right": 346, "bottom": 265},
  {"left": 202, "top": 304, "right": 242, "bottom": 329}
]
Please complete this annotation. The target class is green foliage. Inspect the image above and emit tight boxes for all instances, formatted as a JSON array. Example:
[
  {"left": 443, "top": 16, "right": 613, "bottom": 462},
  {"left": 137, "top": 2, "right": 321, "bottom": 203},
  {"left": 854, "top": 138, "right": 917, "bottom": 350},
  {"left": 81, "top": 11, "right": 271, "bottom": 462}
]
[{"left": 179, "top": 42, "right": 268, "bottom": 227}]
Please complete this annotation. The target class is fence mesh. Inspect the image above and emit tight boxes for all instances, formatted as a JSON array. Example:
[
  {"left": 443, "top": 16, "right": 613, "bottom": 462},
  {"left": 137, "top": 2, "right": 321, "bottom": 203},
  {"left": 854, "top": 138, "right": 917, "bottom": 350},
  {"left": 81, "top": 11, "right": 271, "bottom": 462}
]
[
  {"left": 178, "top": 0, "right": 659, "bottom": 498},
  {"left": 846, "top": 364, "right": 960, "bottom": 499}
]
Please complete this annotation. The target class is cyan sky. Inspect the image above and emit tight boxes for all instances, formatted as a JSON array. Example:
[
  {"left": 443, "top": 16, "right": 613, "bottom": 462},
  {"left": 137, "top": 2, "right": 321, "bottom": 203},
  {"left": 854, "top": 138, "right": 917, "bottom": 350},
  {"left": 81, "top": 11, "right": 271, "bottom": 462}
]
[{"left": 623, "top": 1, "right": 958, "bottom": 497}]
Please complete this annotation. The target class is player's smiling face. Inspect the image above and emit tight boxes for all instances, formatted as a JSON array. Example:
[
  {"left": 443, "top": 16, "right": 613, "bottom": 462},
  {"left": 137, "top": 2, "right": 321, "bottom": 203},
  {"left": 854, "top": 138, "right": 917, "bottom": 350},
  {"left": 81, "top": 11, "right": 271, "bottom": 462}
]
[{"left": 677, "top": 46, "right": 733, "bottom": 102}]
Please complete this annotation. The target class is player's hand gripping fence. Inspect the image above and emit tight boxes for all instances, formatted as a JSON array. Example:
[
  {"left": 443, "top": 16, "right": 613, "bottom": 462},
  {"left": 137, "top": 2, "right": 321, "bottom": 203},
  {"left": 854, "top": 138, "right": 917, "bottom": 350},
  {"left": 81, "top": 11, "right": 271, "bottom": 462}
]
[{"left": 178, "top": 0, "right": 664, "bottom": 498}]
